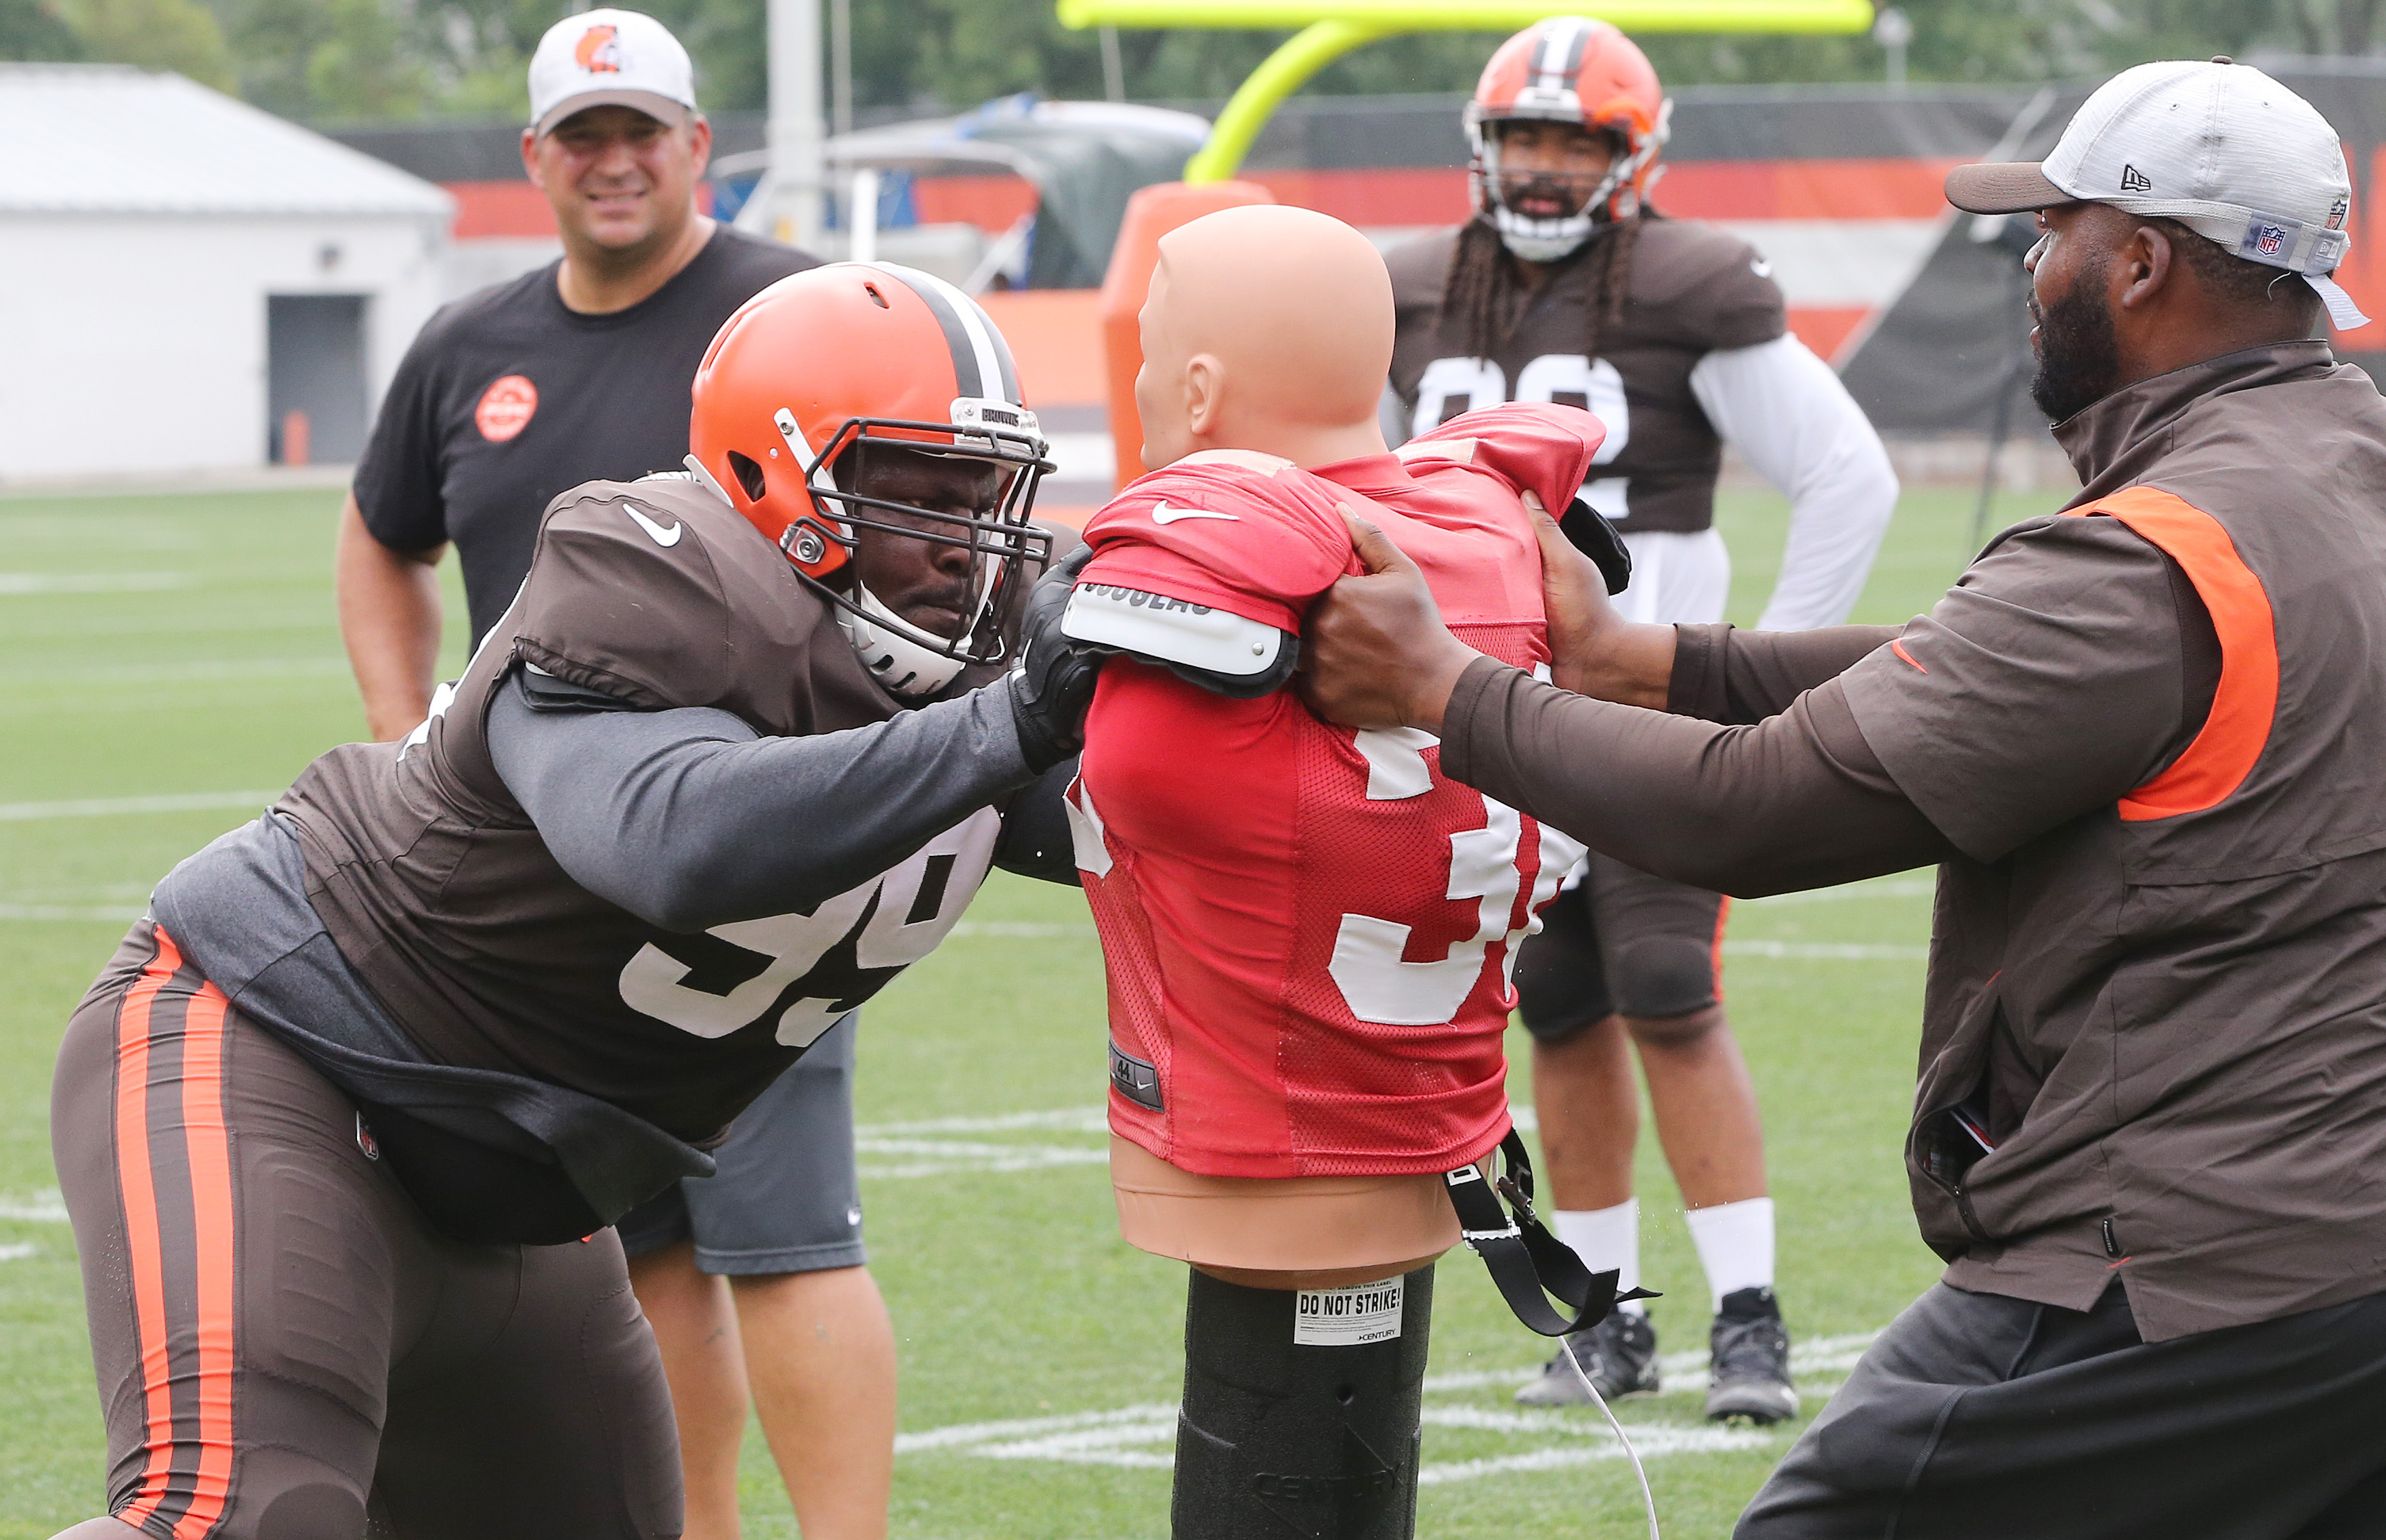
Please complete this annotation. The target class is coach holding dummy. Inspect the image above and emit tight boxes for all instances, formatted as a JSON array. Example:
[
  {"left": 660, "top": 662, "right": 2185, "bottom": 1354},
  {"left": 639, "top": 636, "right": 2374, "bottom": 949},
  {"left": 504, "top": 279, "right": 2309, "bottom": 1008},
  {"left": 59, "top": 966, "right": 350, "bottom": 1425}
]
[{"left": 1303, "top": 59, "right": 2386, "bottom": 1535}]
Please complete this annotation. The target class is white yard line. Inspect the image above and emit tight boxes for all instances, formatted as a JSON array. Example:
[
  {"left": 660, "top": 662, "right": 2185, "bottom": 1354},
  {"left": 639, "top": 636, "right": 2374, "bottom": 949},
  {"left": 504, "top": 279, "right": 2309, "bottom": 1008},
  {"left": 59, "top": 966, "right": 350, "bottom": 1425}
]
[
  {"left": 1722, "top": 941, "right": 1927, "bottom": 961},
  {"left": 0, "top": 572, "right": 192, "bottom": 595},
  {"left": 942, "top": 922, "right": 1927, "bottom": 961},
  {"left": 0, "top": 903, "right": 145, "bottom": 921},
  {"left": 0, "top": 790, "right": 280, "bottom": 822},
  {"left": 0, "top": 657, "right": 351, "bottom": 688},
  {"left": 0, "top": 1243, "right": 36, "bottom": 1262},
  {"left": 0, "top": 1191, "right": 69, "bottom": 1222},
  {"left": 1742, "top": 880, "right": 1936, "bottom": 905}
]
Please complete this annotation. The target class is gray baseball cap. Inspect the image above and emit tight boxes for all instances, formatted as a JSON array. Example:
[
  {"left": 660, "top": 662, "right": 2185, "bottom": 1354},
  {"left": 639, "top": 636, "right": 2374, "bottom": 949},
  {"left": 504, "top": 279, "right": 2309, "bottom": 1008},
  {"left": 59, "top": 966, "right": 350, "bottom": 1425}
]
[{"left": 1946, "top": 59, "right": 2368, "bottom": 330}]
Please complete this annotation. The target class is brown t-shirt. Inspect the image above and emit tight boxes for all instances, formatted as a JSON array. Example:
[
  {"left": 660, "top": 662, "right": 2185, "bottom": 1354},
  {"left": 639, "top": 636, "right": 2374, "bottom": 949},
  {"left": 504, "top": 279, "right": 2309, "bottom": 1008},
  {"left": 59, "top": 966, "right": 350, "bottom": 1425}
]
[
  {"left": 1446, "top": 341, "right": 2386, "bottom": 1341},
  {"left": 1384, "top": 217, "right": 1785, "bottom": 533},
  {"left": 279, "top": 475, "right": 1012, "bottom": 1143}
]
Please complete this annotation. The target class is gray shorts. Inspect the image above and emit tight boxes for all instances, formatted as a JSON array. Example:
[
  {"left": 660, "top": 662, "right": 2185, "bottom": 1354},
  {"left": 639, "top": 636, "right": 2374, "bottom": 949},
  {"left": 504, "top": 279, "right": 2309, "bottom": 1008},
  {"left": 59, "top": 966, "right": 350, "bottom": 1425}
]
[{"left": 616, "top": 1014, "right": 868, "bottom": 1277}]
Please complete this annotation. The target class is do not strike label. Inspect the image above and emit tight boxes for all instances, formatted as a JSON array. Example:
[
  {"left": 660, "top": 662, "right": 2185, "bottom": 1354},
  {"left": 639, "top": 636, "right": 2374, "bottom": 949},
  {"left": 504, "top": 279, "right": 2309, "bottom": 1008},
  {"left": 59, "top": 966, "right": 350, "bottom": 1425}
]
[{"left": 1292, "top": 1277, "right": 1404, "bottom": 1346}]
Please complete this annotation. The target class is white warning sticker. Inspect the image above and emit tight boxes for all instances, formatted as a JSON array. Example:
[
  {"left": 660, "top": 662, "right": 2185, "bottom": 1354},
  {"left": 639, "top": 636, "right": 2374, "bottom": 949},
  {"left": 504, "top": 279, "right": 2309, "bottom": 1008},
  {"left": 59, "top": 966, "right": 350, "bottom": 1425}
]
[{"left": 1293, "top": 1277, "right": 1405, "bottom": 1346}]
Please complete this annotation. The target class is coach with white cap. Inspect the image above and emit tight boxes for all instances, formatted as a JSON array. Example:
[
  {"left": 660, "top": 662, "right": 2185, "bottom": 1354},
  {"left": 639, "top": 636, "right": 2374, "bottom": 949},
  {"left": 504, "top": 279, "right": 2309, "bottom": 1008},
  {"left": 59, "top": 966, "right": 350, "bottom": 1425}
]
[
  {"left": 1300, "top": 58, "right": 2386, "bottom": 1536},
  {"left": 331, "top": 13, "right": 899, "bottom": 1540}
]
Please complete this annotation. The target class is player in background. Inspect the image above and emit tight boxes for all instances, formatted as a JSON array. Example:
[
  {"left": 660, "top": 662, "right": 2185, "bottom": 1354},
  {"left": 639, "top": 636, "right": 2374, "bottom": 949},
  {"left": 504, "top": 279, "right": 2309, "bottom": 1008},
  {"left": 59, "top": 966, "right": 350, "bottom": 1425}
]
[
  {"left": 45, "top": 267, "right": 1096, "bottom": 1540},
  {"left": 1383, "top": 17, "right": 1899, "bottom": 1421}
]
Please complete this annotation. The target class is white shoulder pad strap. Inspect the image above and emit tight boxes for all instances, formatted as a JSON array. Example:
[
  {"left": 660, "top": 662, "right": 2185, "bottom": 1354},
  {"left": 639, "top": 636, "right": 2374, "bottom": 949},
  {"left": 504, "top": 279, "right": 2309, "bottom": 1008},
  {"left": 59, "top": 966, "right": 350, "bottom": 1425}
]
[{"left": 1062, "top": 582, "right": 1290, "bottom": 680}]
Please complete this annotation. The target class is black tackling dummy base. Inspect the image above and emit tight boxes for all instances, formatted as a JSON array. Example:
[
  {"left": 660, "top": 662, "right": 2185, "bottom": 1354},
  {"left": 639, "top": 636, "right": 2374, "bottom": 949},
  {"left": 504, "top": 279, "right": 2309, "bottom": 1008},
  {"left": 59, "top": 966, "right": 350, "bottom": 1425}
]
[{"left": 1172, "top": 1264, "right": 1434, "bottom": 1540}]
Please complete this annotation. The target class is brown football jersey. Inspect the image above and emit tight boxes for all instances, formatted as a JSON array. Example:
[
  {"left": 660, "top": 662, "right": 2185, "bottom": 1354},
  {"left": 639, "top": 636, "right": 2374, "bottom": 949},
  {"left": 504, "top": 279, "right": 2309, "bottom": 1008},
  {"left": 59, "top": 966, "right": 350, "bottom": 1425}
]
[
  {"left": 278, "top": 475, "right": 1013, "bottom": 1143},
  {"left": 1385, "top": 217, "right": 1786, "bottom": 534}
]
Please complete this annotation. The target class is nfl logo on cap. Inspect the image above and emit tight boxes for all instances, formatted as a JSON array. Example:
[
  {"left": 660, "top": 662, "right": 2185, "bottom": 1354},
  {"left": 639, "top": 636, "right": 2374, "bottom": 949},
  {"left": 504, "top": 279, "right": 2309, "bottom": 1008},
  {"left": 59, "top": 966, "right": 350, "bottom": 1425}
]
[{"left": 2257, "top": 223, "right": 2288, "bottom": 257}]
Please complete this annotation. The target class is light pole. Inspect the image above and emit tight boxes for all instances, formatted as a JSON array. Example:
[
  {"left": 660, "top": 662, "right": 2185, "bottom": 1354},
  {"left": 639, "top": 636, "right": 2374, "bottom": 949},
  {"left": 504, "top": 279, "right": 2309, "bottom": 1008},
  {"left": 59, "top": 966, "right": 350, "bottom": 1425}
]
[
  {"left": 765, "top": 0, "right": 825, "bottom": 246},
  {"left": 1873, "top": 5, "right": 1912, "bottom": 92}
]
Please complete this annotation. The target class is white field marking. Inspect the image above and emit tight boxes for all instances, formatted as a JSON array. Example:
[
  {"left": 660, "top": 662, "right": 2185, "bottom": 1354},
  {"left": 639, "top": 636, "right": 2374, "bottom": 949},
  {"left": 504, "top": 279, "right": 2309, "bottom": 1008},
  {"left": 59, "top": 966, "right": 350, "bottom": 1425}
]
[
  {"left": 0, "top": 1243, "right": 36, "bottom": 1262},
  {"left": 0, "top": 790, "right": 281, "bottom": 822},
  {"left": 0, "top": 904, "right": 145, "bottom": 922},
  {"left": 0, "top": 572, "right": 192, "bottom": 595},
  {"left": 897, "top": 1390, "right": 1788, "bottom": 1481},
  {"left": 1421, "top": 1331, "right": 1879, "bottom": 1398},
  {"left": 941, "top": 922, "right": 1925, "bottom": 961},
  {"left": 1742, "top": 880, "right": 1935, "bottom": 905},
  {"left": 853, "top": 1107, "right": 1112, "bottom": 1180},
  {"left": 1722, "top": 940, "right": 1926, "bottom": 961},
  {"left": 0, "top": 657, "right": 351, "bottom": 688},
  {"left": 0, "top": 1190, "right": 68, "bottom": 1222},
  {"left": 850, "top": 1107, "right": 1561, "bottom": 1178},
  {"left": 859, "top": 1109, "right": 1109, "bottom": 1136}
]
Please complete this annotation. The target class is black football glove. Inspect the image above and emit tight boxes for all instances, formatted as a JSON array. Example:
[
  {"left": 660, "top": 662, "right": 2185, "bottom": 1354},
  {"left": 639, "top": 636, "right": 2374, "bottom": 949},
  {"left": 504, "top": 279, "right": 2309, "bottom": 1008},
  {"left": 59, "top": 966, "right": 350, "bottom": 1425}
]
[
  {"left": 1561, "top": 496, "right": 1633, "bottom": 597},
  {"left": 1007, "top": 542, "right": 1101, "bottom": 773}
]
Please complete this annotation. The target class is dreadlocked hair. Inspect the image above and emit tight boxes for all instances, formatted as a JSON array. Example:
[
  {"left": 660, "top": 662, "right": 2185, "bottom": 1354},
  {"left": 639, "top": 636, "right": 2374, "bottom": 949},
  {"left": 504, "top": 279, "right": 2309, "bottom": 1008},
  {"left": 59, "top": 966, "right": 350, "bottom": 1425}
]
[{"left": 1440, "top": 209, "right": 1652, "bottom": 364}]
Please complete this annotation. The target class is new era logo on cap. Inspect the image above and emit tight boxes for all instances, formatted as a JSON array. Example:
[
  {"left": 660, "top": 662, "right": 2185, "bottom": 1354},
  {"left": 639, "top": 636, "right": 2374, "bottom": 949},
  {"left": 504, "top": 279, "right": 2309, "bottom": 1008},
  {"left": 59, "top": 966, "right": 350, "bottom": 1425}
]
[
  {"left": 528, "top": 7, "right": 697, "bottom": 137},
  {"left": 2120, "top": 163, "right": 2152, "bottom": 193}
]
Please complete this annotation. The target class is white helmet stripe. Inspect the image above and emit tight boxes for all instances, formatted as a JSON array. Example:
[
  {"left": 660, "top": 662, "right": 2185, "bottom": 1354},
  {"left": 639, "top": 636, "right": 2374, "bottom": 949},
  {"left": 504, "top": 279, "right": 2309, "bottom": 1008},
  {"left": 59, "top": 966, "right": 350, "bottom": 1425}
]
[
  {"left": 873, "top": 261, "right": 1019, "bottom": 406},
  {"left": 1531, "top": 16, "right": 1592, "bottom": 93}
]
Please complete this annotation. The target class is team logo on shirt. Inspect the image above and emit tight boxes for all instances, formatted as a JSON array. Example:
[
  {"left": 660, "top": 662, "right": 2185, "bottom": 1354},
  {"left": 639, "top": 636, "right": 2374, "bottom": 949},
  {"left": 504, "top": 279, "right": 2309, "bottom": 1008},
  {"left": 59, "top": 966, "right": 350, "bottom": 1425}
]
[
  {"left": 475, "top": 375, "right": 538, "bottom": 442},
  {"left": 574, "top": 23, "right": 623, "bottom": 73}
]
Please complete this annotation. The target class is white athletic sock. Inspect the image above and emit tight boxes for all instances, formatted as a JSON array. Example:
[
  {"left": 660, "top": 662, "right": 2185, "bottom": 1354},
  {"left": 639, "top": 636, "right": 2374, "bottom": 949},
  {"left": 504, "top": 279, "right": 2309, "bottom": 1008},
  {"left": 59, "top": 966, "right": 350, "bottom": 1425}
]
[
  {"left": 1684, "top": 1195, "right": 1775, "bottom": 1312},
  {"left": 1552, "top": 1199, "right": 1645, "bottom": 1315}
]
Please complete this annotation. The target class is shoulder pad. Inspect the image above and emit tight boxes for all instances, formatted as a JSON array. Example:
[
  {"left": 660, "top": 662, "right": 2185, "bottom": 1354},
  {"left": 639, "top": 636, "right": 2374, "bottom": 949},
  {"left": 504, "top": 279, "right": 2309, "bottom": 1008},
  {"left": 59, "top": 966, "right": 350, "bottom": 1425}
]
[{"left": 1061, "top": 582, "right": 1296, "bottom": 697}]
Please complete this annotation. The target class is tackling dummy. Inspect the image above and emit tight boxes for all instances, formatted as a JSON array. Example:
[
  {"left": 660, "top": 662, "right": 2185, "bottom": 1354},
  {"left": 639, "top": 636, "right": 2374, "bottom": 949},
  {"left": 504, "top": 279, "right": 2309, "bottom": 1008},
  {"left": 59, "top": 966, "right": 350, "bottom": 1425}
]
[{"left": 1059, "top": 205, "right": 1645, "bottom": 1539}]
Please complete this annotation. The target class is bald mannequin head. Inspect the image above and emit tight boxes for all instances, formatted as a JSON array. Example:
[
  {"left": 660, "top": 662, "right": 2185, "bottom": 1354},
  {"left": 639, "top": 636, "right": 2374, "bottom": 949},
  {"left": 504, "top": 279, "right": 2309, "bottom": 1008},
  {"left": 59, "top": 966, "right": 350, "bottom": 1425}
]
[{"left": 1133, "top": 205, "right": 1394, "bottom": 471}]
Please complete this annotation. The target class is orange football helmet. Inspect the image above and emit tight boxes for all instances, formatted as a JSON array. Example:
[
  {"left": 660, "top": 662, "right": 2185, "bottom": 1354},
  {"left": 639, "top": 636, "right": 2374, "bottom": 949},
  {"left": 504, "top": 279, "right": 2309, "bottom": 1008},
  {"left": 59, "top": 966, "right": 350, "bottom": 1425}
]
[
  {"left": 687, "top": 262, "right": 1052, "bottom": 693},
  {"left": 1465, "top": 18, "right": 1671, "bottom": 261}
]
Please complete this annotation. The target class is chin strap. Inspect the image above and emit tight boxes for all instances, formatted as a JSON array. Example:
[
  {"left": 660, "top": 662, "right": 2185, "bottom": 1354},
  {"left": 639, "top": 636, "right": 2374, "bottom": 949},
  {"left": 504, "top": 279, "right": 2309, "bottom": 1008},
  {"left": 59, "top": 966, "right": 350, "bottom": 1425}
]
[
  {"left": 1445, "top": 1130, "right": 1657, "bottom": 1337},
  {"left": 839, "top": 585, "right": 968, "bottom": 700}
]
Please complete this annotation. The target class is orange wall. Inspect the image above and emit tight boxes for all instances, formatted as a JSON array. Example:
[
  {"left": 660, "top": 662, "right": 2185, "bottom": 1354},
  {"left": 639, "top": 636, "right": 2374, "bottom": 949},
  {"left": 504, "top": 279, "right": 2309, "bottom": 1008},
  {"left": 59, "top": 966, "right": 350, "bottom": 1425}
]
[{"left": 974, "top": 290, "right": 1108, "bottom": 406}]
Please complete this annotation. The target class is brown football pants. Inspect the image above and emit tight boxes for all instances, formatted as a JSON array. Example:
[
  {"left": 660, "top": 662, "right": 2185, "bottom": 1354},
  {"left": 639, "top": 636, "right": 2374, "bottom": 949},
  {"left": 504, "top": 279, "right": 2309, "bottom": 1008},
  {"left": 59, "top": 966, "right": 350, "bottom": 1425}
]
[{"left": 49, "top": 922, "right": 682, "bottom": 1540}]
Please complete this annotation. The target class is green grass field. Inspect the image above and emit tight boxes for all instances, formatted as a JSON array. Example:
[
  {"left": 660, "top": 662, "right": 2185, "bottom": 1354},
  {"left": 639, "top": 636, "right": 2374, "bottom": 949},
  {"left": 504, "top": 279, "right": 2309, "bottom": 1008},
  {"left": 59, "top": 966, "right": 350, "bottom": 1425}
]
[{"left": 0, "top": 477, "right": 2061, "bottom": 1539}]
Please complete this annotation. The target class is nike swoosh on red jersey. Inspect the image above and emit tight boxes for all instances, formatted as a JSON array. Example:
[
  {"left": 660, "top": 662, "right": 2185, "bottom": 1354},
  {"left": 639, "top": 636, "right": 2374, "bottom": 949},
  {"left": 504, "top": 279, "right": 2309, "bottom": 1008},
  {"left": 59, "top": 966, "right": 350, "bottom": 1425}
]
[{"left": 1151, "top": 502, "right": 1239, "bottom": 526}]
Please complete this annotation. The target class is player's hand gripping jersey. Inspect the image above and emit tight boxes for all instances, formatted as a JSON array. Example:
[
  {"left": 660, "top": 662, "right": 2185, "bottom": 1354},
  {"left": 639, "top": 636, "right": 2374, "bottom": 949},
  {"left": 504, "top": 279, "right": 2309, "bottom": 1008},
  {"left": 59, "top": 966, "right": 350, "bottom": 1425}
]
[{"left": 1066, "top": 404, "right": 1603, "bottom": 1178}]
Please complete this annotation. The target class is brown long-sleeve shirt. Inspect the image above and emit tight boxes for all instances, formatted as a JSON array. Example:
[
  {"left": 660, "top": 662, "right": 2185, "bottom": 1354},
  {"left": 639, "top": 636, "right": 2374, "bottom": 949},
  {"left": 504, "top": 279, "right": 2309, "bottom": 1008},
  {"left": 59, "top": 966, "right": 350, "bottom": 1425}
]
[{"left": 1444, "top": 341, "right": 2386, "bottom": 1341}]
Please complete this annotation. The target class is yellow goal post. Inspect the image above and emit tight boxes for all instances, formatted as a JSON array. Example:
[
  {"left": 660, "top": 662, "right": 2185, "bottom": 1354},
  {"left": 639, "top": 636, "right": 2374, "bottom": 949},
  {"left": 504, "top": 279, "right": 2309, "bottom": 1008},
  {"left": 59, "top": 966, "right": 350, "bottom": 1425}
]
[{"left": 1054, "top": 0, "right": 1878, "bottom": 182}]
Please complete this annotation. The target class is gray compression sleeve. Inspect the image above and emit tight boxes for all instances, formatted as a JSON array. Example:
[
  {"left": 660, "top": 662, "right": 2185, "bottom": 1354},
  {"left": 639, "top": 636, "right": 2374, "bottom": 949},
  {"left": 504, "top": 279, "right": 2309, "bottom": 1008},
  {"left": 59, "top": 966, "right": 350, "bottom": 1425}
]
[{"left": 485, "top": 670, "right": 1038, "bottom": 932}]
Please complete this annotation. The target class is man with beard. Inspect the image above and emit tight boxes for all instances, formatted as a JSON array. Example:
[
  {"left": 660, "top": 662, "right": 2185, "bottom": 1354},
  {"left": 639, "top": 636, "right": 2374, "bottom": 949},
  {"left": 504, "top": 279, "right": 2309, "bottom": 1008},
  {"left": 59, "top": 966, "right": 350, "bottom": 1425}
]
[
  {"left": 1384, "top": 17, "right": 1898, "bottom": 1422},
  {"left": 1300, "top": 60, "right": 2386, "bottom": 1535}
]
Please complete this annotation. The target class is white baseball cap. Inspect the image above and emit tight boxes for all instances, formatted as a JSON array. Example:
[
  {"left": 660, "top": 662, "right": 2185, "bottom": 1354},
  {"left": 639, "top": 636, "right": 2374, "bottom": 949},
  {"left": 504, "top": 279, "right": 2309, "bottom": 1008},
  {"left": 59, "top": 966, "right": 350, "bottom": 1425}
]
[
  {"left": 1947, "top": 58, "right": 2369, "bottom": 330},
  {"left": 528, "top": 8, "right": 698, "bottom": 139}
]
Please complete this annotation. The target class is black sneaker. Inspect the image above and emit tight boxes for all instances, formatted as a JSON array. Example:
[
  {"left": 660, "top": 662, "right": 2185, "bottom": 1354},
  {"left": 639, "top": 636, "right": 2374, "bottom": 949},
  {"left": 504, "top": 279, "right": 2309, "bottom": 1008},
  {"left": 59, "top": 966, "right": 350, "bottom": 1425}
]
[
  {"left": 1705, "top": 1287, "right": 1798, "bottom": 1424},
  {"left": 1515, "top": 1307, "right": 1660, "bottom": 1407}
]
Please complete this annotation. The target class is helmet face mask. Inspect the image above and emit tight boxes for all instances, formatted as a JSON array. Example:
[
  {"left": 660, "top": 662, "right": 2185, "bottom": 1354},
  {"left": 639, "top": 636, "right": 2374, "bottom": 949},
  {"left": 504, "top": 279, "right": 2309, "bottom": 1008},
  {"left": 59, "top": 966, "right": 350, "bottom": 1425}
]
[
  {"left": 687, "top": 261, "right": 1055, "bottom": 698},
  {"left": 1471, "top": 120, "right": 1638, "bottom": 263},
  {"left": 1465, "top": 18, "right": 1671, "bottom": 263},
  {"left": 793, "top": 416, "right": 1054, "bottom": 671}
]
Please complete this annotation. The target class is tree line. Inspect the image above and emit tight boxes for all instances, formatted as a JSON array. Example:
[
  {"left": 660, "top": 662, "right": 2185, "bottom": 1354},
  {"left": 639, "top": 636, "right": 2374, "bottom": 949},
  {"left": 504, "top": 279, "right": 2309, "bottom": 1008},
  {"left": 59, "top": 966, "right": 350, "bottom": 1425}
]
[{"left": 3, "top": 0, "right": 2378, "bottom": 127}]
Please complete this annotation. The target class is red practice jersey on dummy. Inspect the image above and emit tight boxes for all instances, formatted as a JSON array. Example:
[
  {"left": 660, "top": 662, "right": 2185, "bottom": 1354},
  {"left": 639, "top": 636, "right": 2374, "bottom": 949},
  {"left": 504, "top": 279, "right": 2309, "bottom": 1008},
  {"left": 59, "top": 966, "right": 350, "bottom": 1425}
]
[{"left": 1068, "top": 404, "right": 1604, "bottom": 1178}]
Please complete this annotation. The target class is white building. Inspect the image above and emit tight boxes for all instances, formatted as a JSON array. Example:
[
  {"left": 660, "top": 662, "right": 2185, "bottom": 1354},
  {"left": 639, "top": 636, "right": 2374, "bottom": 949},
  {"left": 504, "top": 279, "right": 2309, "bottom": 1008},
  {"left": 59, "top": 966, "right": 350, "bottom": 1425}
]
[{"left": 0, "top": 64, "right": 452, "bottom": 481}]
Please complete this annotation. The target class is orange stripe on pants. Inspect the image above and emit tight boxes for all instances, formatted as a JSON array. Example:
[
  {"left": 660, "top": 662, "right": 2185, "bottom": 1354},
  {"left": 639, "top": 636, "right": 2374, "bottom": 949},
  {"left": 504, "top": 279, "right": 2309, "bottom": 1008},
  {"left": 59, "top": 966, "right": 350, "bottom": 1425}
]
[
  {"left": 173, "top": 979, "right": 236, "bottom": 1539},
  {"left": 114, "top": 931, "right": 182, "bottom": 1533}
]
